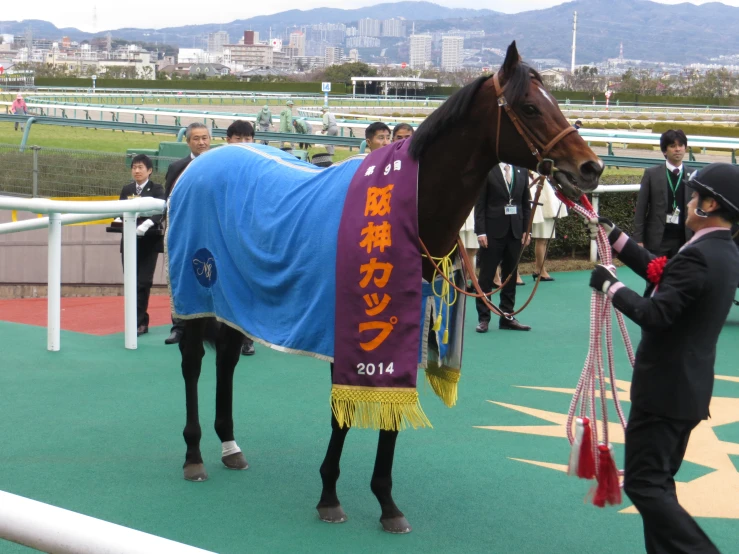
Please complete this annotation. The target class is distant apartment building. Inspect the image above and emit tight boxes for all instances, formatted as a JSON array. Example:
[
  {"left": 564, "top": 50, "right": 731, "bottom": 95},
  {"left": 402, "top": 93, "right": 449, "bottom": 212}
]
[
  {"left": 358, "top": 18, "right": 381, "bottom": 37},
  {"left": 382, "top": 18, "right": 405, "bottom": 37},
  {"left": 441, "top": 36, "right": 464, "bottom": 71},
  {"left": 292, "top": 55, "right": 326, "bottom": 70},
  {"left": 224, "top": 43, "right": 273, "bottom": 68},
  {"left": 207, "top": 31, "right": 230, "bottom": 54},
  {"left": 243, "top": 30, "right": 259, "bottom": 45},
  {"left": 346, "top": 36, "right": 381, "bottom": 48},
  {"left": 325, "top": 46, "right": 343, "bottom": 66},
  {"left": 409, "top": 34, "right": 432, "bottom": 69},
  {"left": 348, "top": 49, "right": 359, "bottom": 62},
  {"left": 345, "top": 26, "right": 358, "bottom": 37},
  {"left": 307, "top": 23, "right": 346, "bottom": 45},
  {"left": 289, "top": 31, "right": 306, "bottom": 57}
]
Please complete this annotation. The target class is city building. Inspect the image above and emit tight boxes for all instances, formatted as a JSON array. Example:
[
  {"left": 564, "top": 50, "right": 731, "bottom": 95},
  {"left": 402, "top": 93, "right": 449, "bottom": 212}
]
[
  {"left": 346, "top": 36, "right": 381, "bottom": 49},
  {"left": 325, "top": 46, "right": 343, "bottom": 66},
  {"left": 243, "top": 30, "right": 259, "bottom": 45},
  {"left": 358, "top": 18, "right": 381, "bottom": 37},
  {"left": 223, "top": 43, "right": 273, "bottom": 68},
  {"left": 409, "top": 34, "right": 432, "bottom": 69},
  {"left": 289, "top": 31, "right": 306, "bottom": 57},
  {"left": 348, "top": 49, "right": 359, "bottom": 62},
  {"left": 382, "top": 19, "right": 405, "bottom": 37},
  {"left": 207, "top": 31, "right": 230, "bottom": 54},
  {"left": 441, "top": 36, "right": 464, "bottom": 72}
]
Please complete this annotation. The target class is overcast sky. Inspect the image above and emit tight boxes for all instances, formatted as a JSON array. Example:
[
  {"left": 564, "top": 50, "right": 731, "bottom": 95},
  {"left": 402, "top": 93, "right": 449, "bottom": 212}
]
[{"left": 4, "top": 0, "right": 739, "bottom": 33}]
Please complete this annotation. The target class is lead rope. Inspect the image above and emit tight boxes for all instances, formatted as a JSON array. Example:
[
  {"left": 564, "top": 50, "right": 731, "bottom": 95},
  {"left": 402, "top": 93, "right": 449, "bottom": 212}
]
[{"left": 557, "top": 193, "right": 633, "bottom": 508}]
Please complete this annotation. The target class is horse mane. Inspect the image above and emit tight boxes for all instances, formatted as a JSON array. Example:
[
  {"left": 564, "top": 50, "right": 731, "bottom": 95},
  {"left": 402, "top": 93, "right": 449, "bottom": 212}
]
[{"left": 408, "top": 63, "right": 542, "bottom": 161}]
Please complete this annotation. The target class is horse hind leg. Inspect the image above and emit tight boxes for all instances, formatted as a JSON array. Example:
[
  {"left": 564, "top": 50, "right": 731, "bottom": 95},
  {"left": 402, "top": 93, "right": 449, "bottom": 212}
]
[
  {"left": 371, "top": 430, "right": 411, "bottom": 534},
  {"left": 214, "top": 323, "right": 248, "bottom": 471},
  {"left": 317, "top": 363, "right": 349, "bottom": 524},
  {"left": 180, "top": 318, "right": 208, "bottom": 482}
]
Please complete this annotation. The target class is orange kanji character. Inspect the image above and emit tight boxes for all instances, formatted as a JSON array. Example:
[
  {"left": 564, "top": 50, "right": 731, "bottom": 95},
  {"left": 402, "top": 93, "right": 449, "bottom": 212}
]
[
  {"left": 359, "top": 258, "right": 393, "bottom": 288},
  {"left": 364, "top": 184, "right": 394, "bottom": 217},
  {"left": 359, "top": 221, "right": 392, "bottom": 253},
  {"left": 363, "top": 292, "right": 391, "bottom": 316},
  {"left": 359, "top": 319, "right": 396, "bottom": 352}
]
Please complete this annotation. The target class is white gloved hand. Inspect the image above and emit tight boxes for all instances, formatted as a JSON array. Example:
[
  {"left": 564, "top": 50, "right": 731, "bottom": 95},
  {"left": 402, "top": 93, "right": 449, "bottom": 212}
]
[{"left": 136, "top": 219, "right": 155, "bottom": 237}]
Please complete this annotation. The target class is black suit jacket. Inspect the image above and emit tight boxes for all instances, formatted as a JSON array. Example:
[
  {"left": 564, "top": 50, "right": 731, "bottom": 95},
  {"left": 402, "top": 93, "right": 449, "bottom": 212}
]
[
  {"left": 633, "top": 164, "right": 695, "bottom": 251},
  {"left": 474, "top": 165, "right": 531, "bottom": 240},
  {"left": 612, "top": 229, "right": 739, "bottom": 420},
  {"left": 164, "top": 155, "right": 194, "bottom": 199},
  {"left": 119, "top": 180, "right": 165, "bottom": 253}
]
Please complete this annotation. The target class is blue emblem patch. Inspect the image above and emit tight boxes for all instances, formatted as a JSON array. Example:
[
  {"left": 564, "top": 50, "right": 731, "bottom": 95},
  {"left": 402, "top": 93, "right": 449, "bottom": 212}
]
[{"left": 192, "top": 248, "right": 217, "bottom": 288}]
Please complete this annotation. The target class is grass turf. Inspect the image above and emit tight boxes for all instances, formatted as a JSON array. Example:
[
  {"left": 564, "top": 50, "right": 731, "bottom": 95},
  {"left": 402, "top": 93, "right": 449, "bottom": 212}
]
[{"left": 1, "top": 269, "right": 738, "bottom": 553}]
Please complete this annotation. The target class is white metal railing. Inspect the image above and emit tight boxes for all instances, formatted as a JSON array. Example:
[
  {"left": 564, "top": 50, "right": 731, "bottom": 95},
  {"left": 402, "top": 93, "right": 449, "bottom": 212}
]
[
  {"left": 0, "top": 196, "right": 165, "bottom": 352},
  {"left": 0, "top": 490, "right": 214, "bottom": 554}
]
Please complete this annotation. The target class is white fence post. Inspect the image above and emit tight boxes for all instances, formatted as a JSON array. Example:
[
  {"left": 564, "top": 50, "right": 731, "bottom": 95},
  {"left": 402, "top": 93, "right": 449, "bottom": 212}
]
[
  {"left": 47, "top": 212, "right": 62, "bottom": 352},
  {"left": 590, "top": 193, "right": 600, "bottom": 263},
  {"left": 123, "top": 213, "right": 138, "bottom": 349}
]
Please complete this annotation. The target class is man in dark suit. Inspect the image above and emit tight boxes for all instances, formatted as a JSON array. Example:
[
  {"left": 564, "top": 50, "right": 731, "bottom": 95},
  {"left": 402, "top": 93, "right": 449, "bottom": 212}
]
[
  {"left": 588, "top": 162, "right": 739, "bottom": 554},
  {"left": 119, "top": 154, "right": 165, "bottom": 336},
  {"left": 633, "top": 129, "right": 694, "bottom": 257},
  {"left": 164, "top": 122, "right": 211, "bottom": 344},
  {"left": 474, "top": 163, "right": 532, "bottom": 332}
]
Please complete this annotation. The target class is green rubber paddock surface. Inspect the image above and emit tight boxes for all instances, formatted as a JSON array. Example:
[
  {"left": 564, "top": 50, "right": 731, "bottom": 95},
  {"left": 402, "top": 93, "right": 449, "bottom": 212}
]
[{"left": 1, "top": 269, "right": 738, "bottom": 554}]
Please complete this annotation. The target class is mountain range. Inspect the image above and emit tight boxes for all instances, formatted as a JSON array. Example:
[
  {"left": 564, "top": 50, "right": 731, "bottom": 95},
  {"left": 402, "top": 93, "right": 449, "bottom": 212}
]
[{"left": 3, "top": 0, "right": 739, "bottom": 64}]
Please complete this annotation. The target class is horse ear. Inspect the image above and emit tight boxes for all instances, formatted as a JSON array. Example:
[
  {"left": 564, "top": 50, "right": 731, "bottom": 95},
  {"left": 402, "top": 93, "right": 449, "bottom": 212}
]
[{"left": 501, "top": 41, "right": 520, "bottom": 77}]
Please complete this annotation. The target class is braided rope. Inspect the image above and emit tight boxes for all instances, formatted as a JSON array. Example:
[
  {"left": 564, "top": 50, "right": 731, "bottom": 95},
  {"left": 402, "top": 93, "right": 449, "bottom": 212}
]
[{"left": 564, "top": 201, "right": 633, "bottom": 478}]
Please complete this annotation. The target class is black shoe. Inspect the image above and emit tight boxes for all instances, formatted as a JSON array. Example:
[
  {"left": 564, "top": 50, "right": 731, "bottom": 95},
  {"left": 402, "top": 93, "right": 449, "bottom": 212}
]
[
  {"left": 516, "top": 280, "right": 526, "bottom": 286},
  {"left": 241, "top": 342, "right": 255, "bottom": 356},
  {"left": 532, "top": 273, "right": 555, "bottom": 282},
  {"left": 137, "top": 325, "right": 148, "bottom": 336},
  {"left": 164, "top": 331, "right": 182, "bottom": 345},
  {"left": 475, "top": 321, "right": 489, "bottom": 333},
  {"left": 499, "top": 318, "right": 531, "bottom": 331}
]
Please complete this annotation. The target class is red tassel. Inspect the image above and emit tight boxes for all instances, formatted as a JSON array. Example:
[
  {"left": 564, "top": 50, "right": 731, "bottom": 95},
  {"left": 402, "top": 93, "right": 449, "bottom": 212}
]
[
  {"left": 577, "top": 417, "right": 595, "bottom": 479},
  {"left": 593, "top": 444, "right": 622, "bottom": 507}
]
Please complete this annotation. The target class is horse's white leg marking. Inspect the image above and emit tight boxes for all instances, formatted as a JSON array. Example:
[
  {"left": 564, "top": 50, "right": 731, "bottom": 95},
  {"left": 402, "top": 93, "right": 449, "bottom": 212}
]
[{"left": 222, "top": 440, "right": 242, "bottom": 457}]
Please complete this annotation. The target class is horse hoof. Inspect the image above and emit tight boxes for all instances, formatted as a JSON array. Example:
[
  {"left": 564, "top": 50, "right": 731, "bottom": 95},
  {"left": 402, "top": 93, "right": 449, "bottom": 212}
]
[
  {"left": 222, "top": 452, "right": 249, "bottom": 470},
  {"left": 381, "top": 516, "right": 412, "bottom": 534},
  {"left": 317, "top": 505, "right": 348, "bottom": 523},
  {"left": 183, "top": 463, "right": 208, "bottom": 482}
]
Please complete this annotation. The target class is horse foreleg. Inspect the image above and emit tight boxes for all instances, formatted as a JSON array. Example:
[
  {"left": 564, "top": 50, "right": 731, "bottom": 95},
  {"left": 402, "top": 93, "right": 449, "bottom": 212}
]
[
  {"left": 215, "top": 324, "right": 249, "bottom": 471},
  {"left": 180, "top": 319, "right": 208, "bottom": 482},
  {"left": 317, "top": 363, "right": 349, "bottom": 524},
  {"left": 371, "top": 430, "right": 411, "bottom": 534}
]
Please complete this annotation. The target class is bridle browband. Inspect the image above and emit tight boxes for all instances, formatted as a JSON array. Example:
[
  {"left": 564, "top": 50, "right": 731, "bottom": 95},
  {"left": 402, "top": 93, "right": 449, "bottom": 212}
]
[{"left": 419, "top": 70, "right": 579, "bottom": 319}]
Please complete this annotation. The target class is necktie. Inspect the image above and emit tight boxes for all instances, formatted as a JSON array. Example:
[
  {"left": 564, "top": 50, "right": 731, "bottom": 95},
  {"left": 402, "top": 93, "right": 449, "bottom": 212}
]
[
  {"left": 672, "top": 168, "right": 680, "bottom": 180},
  {"left": 504, "top": 165, "right": 512, "bottom": 185},
  {"left": 135, "top": 185, "right": 142, "bottom": 195}
]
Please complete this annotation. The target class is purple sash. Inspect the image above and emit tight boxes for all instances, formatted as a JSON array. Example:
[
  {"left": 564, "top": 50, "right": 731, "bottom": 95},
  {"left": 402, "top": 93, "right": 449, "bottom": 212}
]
[{"left": 332, "top": 139, "right": 430, "bottom": 430}]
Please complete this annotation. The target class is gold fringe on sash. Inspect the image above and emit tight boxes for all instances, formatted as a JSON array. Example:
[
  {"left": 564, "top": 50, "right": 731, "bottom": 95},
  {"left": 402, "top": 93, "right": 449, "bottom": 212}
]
[
  {"left": 330, "top": 385, "right": 432, "bottom": 431},
  {"left": 424, "top": 364, "right": 460, "bottom": 408}
]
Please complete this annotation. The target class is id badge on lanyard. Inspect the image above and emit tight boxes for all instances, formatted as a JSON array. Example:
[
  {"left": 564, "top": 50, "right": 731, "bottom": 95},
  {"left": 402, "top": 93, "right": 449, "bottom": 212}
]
[{"left": 505, "top": 204, "right": 518, "bottom": 215}]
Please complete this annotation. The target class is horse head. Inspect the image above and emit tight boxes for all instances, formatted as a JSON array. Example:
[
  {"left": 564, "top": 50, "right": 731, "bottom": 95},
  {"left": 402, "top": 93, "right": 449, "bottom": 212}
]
[{"left": 494, "top": 41, "right": 602, "bottom": 199}]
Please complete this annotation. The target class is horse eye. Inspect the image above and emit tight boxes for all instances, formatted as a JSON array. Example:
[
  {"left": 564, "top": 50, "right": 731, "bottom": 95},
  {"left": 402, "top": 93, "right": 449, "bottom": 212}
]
[{"left": 522, "top": 105, "right": 539, "bottom": 116}]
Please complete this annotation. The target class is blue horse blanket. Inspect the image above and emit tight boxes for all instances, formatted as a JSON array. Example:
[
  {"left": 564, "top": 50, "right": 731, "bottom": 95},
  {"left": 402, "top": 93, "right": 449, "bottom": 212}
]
[{"left": 166, "top": 143, "right": 463, "bottom": 380}]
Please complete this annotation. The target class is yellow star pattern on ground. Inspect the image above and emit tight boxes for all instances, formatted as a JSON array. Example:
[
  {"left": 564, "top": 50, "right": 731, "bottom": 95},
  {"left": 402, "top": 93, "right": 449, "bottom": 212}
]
[{"left": 476, "top": 377, "right": 739, "bottom": 519}]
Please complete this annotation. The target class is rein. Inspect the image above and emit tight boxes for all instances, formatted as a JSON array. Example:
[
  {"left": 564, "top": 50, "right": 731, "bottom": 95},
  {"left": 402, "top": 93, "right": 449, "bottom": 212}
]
[{"left": 420, "top": 70, "right": 575, "bottom": 319}]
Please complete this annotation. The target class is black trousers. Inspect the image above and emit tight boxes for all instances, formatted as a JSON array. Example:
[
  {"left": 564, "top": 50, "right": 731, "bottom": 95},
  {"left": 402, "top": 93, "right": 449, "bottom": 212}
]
[
  {"left": 624, "top": 406, "right": 719, "bottom": 554},
  {"left": 475, "top": 229, "right": 520, "bottom": 323},
  {"left": 121, "top": 243, "right": 159, "bottom": 328},
  {"left": 651, "top": 233, "right": 684, "bottom": 259}
]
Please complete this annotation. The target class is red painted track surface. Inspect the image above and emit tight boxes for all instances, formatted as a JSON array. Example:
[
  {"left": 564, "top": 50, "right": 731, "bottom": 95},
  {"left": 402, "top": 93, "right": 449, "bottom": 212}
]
[{"left": 0, "top": 295, "right": 172, "bottom": 335}]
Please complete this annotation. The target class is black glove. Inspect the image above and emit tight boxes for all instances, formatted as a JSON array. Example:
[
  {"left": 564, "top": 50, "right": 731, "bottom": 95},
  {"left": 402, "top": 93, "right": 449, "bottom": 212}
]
[
  {"left": 589, "top": 264, "right": 620, "bottom": 294},
  {"left": 587, "top": 217, "right": 623, "bottom": 244}
]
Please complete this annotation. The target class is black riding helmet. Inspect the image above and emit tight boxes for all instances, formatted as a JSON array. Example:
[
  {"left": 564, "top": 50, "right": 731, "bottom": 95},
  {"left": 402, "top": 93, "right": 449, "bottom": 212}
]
[{"left": 687, "top": 163, "right": 739, "bottom": 222}]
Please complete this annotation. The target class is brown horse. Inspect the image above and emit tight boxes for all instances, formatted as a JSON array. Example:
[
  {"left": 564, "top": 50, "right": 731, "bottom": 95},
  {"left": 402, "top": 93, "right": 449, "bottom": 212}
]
[{"left": 174, "top": 41, "right": 602, "bottom": 534}]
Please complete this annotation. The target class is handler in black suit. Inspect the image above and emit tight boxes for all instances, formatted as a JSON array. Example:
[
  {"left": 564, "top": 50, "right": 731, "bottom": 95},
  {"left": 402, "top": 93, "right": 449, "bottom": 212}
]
[
  {"left": 163, "top": 122, "right": 211, "bottom": 344},
  {"left": 633, "top": 129, "right": 694, "bottom": 257},
  {"left": 119, "top": 154, "right": 165, "bottom": 336},
  {"left": 474, "top": 163, "right": 532, "bottom": 332},
  {"left": 588, "top": 163, "right": 739, "bottom": 554}
]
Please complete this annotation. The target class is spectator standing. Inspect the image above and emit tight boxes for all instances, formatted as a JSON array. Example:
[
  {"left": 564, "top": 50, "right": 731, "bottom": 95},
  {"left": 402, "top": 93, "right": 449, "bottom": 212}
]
[
  {"left": 320, "top": 106, "right": 339, "bottom": 156},
  {"left": 279, "top": 100, "right": 295, "bottom": 148},
  {"left": 164, "top": 122, "right": 211, "bottom": 344},
  {"left": 634, "top": 129, "right": 695, "bottom": 257},
  {"left": 118, "top": 154, "right": 165, "bottom": 336},
  {"left": 474, "top": 163, "right": 532, "bottom": 333},
  {"left": 529, "top": 173, "right": 567, "bottom": 281},
  {"left": 392, "top": 123, "right": 414, "bottom": 142},
  {"left": 364, "top": 122, "right": 391, "bottom": 152},
  {"left": 256, "top": 105, "right": 273, "bottom": 145},
  {"left": 11, "top": 94, "right": 28, "bottom": 131}
]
